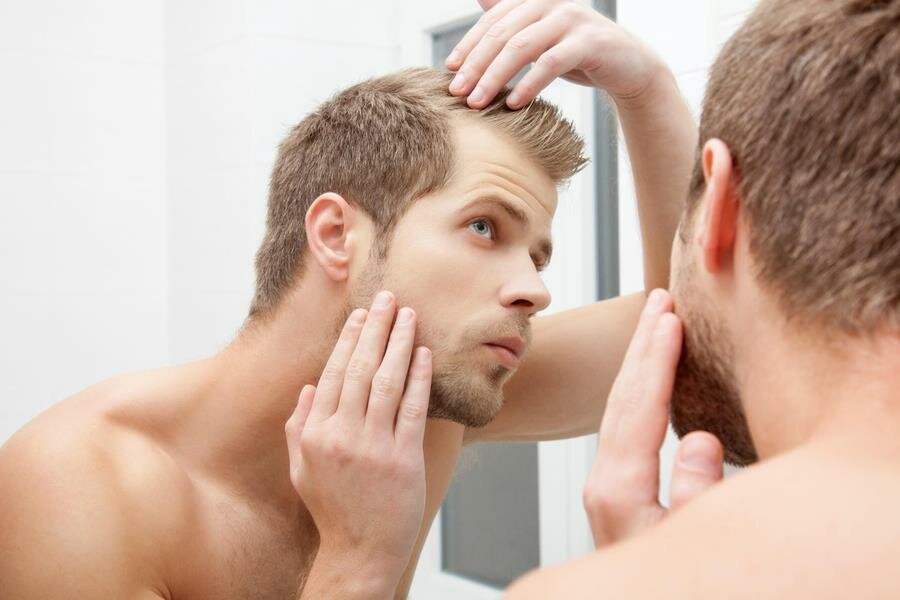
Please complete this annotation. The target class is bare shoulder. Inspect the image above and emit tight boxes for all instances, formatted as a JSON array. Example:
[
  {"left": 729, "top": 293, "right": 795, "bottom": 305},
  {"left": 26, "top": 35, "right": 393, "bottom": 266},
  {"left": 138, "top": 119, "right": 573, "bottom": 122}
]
[
  {"left": 0, "top": 376, "right": 194, "bottom": 599},
  {"left": 506, "top": 449, "right": 900, "bottom": 599}
]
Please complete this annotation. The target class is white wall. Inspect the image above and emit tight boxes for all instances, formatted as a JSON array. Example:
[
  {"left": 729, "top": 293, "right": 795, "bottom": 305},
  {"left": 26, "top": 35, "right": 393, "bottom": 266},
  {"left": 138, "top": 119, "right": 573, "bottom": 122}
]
[
  {"left": 0, "top": 1, "right": 167, "bottom": 442},
  {"left": 165, "top": 0, "right": 402, "bottom": 364}
]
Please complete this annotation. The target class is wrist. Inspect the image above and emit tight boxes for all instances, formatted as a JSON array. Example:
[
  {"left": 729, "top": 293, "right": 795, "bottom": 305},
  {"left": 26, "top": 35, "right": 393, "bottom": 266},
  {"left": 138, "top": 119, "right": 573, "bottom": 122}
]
[
  {"left": 301, "top": 545, "right": 403, "bottom": 600},
  {"left": 612, "top": 59, "right": 681, "bottom": 115}
]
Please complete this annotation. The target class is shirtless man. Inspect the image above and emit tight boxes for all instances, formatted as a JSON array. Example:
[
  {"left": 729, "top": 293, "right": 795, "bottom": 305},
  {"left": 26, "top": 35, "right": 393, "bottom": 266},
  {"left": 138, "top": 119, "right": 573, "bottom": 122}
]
[
  {"left": 505, "top": 3, "right": 900, "bottom": 596},
  {"left": 309, "top": 0, "right": 899, "bottom": 597},
  {"left": 0, "top": 2, "right": 707, "bottom": 599}
]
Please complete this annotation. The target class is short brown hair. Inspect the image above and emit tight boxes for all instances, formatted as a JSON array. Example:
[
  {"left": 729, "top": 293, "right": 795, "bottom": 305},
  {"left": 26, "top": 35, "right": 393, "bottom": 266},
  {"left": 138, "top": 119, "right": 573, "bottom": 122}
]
[
  {"left": 686, "top": 0, "right": 900, "bottom": 333},
  {"left": 249, "top": 67, "right": 587, "bottom": 317}
]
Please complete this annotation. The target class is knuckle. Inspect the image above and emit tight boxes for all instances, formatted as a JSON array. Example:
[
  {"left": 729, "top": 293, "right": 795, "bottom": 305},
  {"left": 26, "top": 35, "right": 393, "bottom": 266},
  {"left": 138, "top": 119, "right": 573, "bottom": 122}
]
[
  {"left": 344, "top": 357, "right": 373, "bottom": 383},
  {"left": 391, "top": 457, "right": 417, "bottom": 480},
  {"left": 289, "top": 464, "right": 302, "bottom": 488},
  {"left": 319, "top": 361, "right": 344, "bottom": 382},
  {"left": 399, "top": 399, "right": 425, "bottom": 421},
  {"left": 582, "top": 483, "right": 604, "bottom": 512},
  {"left": 555, "top": 2, "right": 583, "bottom": 24},
  {"left": 323, "top": 437, "right": 354, "bottom": 464},
  {"left": 537, "top": 49, "right": 563, "bottom": 71},
  {"left": 480, "top": 10, "right": 502, "bottom": 31},
  {"left": 485, "top": 21, "right": 507, "bottom": 40},
  {"left": 507, "top": 32, "right": 531, "bottom": 51},
  {"left": 371, "top": 374, "right": 399, "bottom": 401},
  {"left": 298, "top": 429, "right": 320, "bottom": 452}
]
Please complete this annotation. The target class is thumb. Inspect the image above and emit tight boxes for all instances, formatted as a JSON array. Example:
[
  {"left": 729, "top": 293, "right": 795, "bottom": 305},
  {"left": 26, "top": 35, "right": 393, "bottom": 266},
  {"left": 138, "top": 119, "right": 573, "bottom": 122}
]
[
  {"left": 669, "top": 431, "right": 724, "bottom": 511},
  {"left": 477, "top": 0, "right": 503, "bottom": 10},
  {"left": 285, "top": 385, "right": 316, "bottom": 484}
]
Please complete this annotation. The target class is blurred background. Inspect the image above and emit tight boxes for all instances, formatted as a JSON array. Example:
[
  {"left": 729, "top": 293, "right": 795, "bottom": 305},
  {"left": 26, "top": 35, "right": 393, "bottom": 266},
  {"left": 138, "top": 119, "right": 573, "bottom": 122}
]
[{"left": 0, "top": 0, "right": 755, "bottom": 597}]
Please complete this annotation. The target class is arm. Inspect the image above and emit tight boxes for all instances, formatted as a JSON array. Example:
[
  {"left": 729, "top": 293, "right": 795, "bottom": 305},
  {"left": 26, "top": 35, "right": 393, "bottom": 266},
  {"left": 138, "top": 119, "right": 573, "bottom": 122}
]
[
  {"left": 448, "top": 0, "right": 697, "bottom": 443},
  {"left": 505, "top": 291, "right": 730, "bottom": 600},
  {"left": 468, "top": 292, "right": 644, "bottom": 442}
]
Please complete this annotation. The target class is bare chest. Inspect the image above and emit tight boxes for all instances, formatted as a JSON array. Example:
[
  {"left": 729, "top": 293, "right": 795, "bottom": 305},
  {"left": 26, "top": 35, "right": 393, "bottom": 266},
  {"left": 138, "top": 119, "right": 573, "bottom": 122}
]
[{"left": 174, "top": 499, "right": 316, "bottom": 600}]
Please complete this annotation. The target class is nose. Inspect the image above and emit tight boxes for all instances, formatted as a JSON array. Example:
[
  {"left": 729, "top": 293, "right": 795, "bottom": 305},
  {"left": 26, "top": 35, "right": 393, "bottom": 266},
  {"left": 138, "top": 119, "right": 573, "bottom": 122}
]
[{"left": 499, "top": 263, "right": 551, "bottom": 316}]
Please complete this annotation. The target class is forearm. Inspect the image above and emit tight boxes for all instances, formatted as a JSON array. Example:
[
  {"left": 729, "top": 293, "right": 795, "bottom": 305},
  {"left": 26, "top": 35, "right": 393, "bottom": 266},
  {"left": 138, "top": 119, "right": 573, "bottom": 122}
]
[
  {"left": 298, "top": 549, "right": 400, "bottom": 600},
  {"left": 468, "top": 293, "right": 645, "bottom": 443},
  {"left": 615, "top": 64, "right": 698, "bottom": 291}
]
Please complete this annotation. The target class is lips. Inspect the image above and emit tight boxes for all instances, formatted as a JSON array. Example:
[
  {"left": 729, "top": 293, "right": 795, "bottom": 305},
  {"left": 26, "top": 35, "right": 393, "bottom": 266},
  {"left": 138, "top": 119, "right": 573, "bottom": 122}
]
[
  {"left": 483, "top": 336, "right": 527, "bottom": 369},
  {"left": 486, "top": 336, "right": 527, "bottom": 359}
]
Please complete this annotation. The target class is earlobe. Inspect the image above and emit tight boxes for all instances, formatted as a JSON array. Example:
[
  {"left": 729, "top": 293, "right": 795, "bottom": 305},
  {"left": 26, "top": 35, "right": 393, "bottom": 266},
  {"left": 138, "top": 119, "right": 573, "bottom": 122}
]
[
  {"left": 699, "top": 139, "right": 739, "bottom": 274},
  {"left": 305, "top": 193, "right": 355, "bottom": 282}
]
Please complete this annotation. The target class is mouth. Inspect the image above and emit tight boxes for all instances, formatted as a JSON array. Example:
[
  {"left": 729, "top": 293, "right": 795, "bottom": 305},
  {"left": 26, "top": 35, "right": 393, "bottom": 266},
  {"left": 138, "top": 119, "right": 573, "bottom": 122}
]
[{"left": 483, "top": 336, "right": 527, "bottom": 369}]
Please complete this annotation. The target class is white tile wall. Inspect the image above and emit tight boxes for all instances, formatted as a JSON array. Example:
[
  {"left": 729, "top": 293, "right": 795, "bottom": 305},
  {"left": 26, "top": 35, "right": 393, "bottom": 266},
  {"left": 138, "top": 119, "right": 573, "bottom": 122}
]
[
  {"left": 164, "top": 0, "right": 401, "bottom": 363},
  {"left": 0, "top": 0, "right": 761, "bottom": 452},
  {"left": 0, "top": 1, "right": 166, "bottom": 442}
]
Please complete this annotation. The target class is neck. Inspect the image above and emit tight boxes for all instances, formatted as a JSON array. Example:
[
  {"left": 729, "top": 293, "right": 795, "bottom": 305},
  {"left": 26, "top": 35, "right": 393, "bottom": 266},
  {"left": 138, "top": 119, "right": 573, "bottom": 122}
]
[
  {"left": 166, "top": 283, "right": 344, "bottom": 512},
  {"left": 739, "top": 321, "right": 900, "bottom": 461}
]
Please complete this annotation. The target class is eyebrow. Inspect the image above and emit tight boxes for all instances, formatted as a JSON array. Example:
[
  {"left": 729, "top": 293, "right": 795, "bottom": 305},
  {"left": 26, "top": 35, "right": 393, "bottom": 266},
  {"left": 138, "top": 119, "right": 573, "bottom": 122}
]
[{"left": 463, "top": 195, "right": 553, "bottom": 267}]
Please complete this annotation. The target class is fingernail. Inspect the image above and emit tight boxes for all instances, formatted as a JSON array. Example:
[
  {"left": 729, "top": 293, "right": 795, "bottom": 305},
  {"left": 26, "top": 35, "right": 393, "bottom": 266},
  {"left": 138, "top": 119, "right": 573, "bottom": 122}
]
[
  {"left": 679, "top": 437, "right": 718, "bottom": 472},
  {"left": 373, "top": 291, "right": 392, "bottom": 309},
  {"left": 468, "top": 86, "right": 485, "bottom": 105},
  {"left": 507, "top": 91, "right": 521, "bottom": 108},
  {"left": 417, "top": 347, "right": 432, "bottom": 362},
  {"left": 398, "top": 307, "right": 414, "bottom": 324},
  {"left": 647, "top": 289, "right": 665, "bottom": 309},
  {"left": 450, "top": 72, "right": 466, "bottom": 92},
  {"left": 446, "top": 50, "right": 461, "bottom": 65},
  {"left": 350, "top": 308, "right": 367, "bottom": 324}
]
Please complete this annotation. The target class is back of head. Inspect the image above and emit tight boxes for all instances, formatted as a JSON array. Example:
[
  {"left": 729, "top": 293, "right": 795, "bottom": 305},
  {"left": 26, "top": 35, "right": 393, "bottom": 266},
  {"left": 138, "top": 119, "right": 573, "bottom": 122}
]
[
  {"left": 688, "top": 0, "right": 900, "bottom": 334},
  {"left": 250, "top": 67, "right": 586, "bottom": 318}
]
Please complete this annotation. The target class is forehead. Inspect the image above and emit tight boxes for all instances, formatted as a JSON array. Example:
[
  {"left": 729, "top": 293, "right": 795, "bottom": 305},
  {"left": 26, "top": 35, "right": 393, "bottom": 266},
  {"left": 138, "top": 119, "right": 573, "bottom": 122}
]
[{"left": 439, "top": 119, "right": 559, "bottom": 224}]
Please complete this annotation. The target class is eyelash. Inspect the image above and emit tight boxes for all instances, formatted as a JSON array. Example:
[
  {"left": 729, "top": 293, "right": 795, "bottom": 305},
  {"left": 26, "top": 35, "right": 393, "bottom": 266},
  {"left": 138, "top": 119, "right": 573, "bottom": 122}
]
[
  {"left": 466, "top": 217, "right": 547, "bottom": 272},
  {"left": 468, "top": 218, "right": 496, "bottom": 240}
]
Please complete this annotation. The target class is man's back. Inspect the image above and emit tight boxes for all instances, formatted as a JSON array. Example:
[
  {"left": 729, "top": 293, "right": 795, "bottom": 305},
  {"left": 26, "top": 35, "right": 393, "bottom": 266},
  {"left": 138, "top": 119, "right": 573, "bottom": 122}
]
[
  {"left": 511, "top": 427, "right": 900, "bottom": 599},
  {"left": 0, "top": 368, "right": 314, "bottom": 600}
]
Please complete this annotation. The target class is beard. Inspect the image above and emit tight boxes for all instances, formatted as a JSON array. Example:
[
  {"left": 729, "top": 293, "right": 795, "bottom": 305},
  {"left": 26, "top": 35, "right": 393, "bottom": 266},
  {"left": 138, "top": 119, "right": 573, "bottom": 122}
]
[
  {"left": 342, "top": 251, "right": 526, "bottom": 428},
  {"left": 670, "top": 256, "right": 759, "bottom": 466}
]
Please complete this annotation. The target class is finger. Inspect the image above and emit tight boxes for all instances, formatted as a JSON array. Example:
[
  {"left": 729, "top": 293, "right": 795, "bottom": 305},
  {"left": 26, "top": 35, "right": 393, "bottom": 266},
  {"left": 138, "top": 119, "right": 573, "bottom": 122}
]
[
  {"left": 366, "top": 307, "right": 418, "bottom": 435},
  {"left": 308, "top": 308, "right": 367, "bottom": 422},
  {"left": 285, "top": 385, "right": 317, "bottom": 479},
  {"left": 593, "top": 311, "right": 682, "bottom": 505},
  {"left": 446, "top": 0, "right": 524, "bottom": 73},
  {"left": 600, "top": 311, "right": 683, "bottom": 457},
  {"left": 505, "top": 34, "right": 586, "bottom": 108},
  {"left": 669, "top": 431, "right": 724, "bottom": 511},
  {"left": 612, "top": 288, "right": 673, "bottom": 389},
  {"left": 337, "top": 291, "right": 397, "bottom": 421},
  {"left": 395, "top": 347, "right": 432, "bottom": 450},
  {"left": 451, "top": 1, "right": 547, "bottom": 105}
]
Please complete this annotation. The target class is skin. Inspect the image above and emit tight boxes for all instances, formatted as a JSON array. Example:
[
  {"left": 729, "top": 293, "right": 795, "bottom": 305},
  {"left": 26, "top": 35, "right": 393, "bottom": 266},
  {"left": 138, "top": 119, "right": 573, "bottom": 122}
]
[
  {"left": 0, "top": 2, "right": 709, "bottom": 599},
  {"left": 503, "top": 141, "right": 900, "bottom": 599}
]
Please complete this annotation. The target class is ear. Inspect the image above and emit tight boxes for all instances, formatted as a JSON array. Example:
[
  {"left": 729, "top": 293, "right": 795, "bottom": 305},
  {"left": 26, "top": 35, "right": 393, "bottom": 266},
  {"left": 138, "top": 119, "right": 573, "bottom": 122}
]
[
  {"left": 305, "top": 192, "right": 356, "bottom": 282},
  {"left": 697, "top": 139, "right": 740, "bottom": 274}
]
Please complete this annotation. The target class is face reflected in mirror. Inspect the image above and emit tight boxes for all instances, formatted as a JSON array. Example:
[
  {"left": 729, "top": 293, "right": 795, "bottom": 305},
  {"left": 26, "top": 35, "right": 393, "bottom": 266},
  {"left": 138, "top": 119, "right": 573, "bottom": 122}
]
[{"left": 348, "top": 119, "right": 558, "bottom": 427}]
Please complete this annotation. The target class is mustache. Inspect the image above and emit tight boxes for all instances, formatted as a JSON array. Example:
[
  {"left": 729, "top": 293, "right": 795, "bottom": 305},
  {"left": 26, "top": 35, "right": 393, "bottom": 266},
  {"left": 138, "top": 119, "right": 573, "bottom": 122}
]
[{"left": 471, "top": 317, "right": 533, "bottom": 347}]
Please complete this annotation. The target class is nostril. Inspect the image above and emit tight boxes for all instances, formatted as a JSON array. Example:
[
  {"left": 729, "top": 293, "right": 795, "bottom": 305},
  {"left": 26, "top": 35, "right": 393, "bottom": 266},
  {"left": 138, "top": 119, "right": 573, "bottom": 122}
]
[{"left": 511, "top": 299, "right": 534, "bottom": 308}]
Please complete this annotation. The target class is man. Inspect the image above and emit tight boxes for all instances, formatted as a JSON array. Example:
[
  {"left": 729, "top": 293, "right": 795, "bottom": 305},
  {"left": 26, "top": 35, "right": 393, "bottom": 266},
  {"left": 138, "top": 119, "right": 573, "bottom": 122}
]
[
  {"left": 501, "top": 0, "right": 900, "bottom": 597},
  {"left": 0, "top": 2, "right": 706, "bottom": 599}
]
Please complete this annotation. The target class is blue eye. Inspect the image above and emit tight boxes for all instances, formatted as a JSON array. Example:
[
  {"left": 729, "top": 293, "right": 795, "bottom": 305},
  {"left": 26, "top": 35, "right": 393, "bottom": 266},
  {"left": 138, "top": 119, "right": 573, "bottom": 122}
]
[{"left": 469, "top": 218, "right": 494, "bottom": 239}]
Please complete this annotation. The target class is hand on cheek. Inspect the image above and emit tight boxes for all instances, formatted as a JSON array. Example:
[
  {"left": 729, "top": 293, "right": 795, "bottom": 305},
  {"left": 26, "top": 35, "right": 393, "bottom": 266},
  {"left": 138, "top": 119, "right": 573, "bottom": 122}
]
[{"left": 583, "top": 289, "right": 724, "bottom": 548}]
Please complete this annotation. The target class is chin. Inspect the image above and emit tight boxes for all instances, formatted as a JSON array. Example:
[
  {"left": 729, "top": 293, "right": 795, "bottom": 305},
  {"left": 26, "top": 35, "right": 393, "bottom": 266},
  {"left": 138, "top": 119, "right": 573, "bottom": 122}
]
[{"left": 425, "top": 364, "right": 507, "bottom": 428}]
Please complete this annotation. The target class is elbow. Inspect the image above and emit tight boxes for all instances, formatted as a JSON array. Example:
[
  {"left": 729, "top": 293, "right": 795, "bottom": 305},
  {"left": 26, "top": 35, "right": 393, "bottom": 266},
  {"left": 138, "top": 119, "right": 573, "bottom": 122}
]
[{"left": 503, "top": 569, "right": 549, "bottom": 600}]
